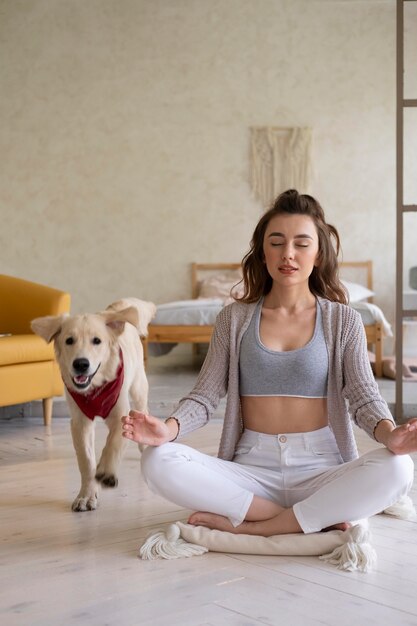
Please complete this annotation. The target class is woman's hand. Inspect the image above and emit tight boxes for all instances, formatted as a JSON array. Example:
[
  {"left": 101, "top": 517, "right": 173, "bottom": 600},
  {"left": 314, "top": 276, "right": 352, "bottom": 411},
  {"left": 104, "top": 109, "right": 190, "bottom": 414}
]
[
  {"left": 375, "top": 418, "right": 417, "bottom": 455},
  {"left": 121, "top": 411, "right": 178, "bottom": 446}
]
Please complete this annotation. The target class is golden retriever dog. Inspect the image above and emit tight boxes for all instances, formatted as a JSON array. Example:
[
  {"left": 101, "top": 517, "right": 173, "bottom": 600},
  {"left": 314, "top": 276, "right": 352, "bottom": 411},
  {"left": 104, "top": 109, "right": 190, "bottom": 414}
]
[{"left": 31, "top": 298, "right": 155, "bottom": 512}]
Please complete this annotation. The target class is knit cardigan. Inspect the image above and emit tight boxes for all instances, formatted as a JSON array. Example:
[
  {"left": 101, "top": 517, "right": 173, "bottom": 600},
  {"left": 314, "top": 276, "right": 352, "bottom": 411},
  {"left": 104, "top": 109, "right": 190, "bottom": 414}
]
[{"left": 171, "top": 297, "right": 395, "bottom": 462}]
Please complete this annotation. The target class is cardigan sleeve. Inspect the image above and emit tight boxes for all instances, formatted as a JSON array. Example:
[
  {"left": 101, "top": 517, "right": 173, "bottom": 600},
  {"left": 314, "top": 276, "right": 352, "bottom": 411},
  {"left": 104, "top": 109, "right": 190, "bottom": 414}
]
[
  {"left": 341, "top": 307, "right": 395, "bottom": 438},
  {"left": 169, "top": 305, "right": 232, "bottom": 438}
]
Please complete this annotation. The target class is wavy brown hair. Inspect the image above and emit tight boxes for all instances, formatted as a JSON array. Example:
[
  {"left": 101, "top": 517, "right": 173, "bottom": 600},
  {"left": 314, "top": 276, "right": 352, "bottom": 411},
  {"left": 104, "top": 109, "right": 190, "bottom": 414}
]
[{"left": 237, "top": 189, "right": 347, "bottom": 304}]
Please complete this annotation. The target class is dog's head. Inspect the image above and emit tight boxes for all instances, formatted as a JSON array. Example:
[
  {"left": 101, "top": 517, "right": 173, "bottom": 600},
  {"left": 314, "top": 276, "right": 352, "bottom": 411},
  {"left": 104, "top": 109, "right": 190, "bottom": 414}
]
[{"left": 31, "top": 307, "right": 138, "bottom": 394}]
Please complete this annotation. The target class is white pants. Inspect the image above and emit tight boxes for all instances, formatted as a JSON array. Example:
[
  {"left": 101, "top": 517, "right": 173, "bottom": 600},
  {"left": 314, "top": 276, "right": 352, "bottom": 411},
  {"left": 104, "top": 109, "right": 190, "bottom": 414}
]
[{"left": 141, "top": 426, "right": 414, "bottom": 533}]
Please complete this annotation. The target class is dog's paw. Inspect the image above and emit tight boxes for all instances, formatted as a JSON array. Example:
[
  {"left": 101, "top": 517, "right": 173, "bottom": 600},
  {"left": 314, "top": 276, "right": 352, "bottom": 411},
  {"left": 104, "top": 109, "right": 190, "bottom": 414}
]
[
  {"left": 95, "top": 471, "right": 118, "bottom": 488},
  {"left": 71, "top": 493, "right": 98, "bottom": 512}
]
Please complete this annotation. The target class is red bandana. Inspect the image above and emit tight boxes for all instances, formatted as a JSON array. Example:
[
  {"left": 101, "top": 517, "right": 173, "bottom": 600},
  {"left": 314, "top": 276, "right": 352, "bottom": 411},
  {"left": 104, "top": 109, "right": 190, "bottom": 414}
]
[{"left": 66, "top": 350, "right": 124, "bottom": 421}]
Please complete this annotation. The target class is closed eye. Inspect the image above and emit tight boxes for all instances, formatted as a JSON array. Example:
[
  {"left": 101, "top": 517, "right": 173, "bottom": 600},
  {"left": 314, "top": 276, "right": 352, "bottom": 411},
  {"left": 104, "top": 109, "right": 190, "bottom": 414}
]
[{"left": 271, "top": 243, "right": 309, "bottom": 247}]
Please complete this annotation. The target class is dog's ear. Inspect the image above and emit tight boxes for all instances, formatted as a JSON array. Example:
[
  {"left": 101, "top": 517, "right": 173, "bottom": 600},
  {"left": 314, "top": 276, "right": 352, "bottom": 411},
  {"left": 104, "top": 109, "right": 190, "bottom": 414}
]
[
  {"left": 31, "top": 315, "right": 66, "bottom": 343},
  {"left": 106, "top": 299, "right": 156, "bottom": 337},
  {"left": 103, "top": 306, "right": 139, "bottom": 336},
  {"left": 136, "top": 301, "right": 156, "bottom": 337}
]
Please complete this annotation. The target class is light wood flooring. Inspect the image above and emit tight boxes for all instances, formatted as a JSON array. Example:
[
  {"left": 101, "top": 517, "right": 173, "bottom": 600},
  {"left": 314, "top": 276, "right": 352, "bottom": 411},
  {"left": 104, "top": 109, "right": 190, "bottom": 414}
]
[{"left": 1, "top": 354, "right": 417, "bottom": 626}]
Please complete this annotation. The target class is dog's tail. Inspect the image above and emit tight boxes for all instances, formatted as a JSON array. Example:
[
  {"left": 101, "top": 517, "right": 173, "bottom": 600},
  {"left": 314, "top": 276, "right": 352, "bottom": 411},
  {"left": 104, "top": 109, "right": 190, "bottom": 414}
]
[{"left": 106, "top": 298, "right": 156, "bottom": 337}]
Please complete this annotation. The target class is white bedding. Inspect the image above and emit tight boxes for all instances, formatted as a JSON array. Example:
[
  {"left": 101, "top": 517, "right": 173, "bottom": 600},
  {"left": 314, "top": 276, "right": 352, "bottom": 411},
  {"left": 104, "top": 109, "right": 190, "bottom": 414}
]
[
  {"left": 152, "top": 298, "right": 224, "bottom": 326},
  {"left": 350, "top": 302, "right": 393, "bottom": 337}
]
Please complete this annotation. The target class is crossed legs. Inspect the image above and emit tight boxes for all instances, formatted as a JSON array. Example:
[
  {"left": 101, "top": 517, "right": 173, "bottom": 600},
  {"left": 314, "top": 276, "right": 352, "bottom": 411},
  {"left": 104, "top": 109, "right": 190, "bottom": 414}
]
[{"left": 141, "top": 442, "right": 414, "bottom": 536}]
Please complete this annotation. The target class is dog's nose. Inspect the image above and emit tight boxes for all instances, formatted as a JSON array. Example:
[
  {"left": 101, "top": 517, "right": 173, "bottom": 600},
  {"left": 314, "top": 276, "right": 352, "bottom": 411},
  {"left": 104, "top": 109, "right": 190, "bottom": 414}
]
[{"left": 73, "top": 358, "right": 90, "bottom": 374}]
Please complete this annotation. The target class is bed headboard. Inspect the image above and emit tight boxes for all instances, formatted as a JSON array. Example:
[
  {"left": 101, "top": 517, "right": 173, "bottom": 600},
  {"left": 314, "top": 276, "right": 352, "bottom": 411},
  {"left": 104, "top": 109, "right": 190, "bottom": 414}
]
[
  {"left": 339, "top": 260, "right": 373, "bottom": 291},
  {"left": 339, "top": 260, "right": 373, "bottom": 302},
  {"left": 191, "top": 260, "right": 374, "bottom": 301},
  {"left": 191, "top": 263, "right": 242, "bottom": 298}
]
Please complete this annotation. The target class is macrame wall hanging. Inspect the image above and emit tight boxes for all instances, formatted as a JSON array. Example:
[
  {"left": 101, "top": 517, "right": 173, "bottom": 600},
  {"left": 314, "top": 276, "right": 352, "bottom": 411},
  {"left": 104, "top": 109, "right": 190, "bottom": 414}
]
[{"left": 250, "top": 126, "right": 313, "bottom": 208}]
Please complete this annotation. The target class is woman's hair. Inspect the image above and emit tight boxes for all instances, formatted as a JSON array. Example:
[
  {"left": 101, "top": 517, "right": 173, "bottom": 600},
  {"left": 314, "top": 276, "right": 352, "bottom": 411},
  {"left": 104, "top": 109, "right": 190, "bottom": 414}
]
[{"left": 237, "top": 189, "right": 348, "bottom": 304}]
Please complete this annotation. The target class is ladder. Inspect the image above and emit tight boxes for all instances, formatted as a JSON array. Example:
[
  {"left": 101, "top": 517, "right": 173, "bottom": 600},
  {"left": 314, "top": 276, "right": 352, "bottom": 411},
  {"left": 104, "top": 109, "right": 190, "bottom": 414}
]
[{"left": 396, "top": 0, "right": 417, "bottom": 419}]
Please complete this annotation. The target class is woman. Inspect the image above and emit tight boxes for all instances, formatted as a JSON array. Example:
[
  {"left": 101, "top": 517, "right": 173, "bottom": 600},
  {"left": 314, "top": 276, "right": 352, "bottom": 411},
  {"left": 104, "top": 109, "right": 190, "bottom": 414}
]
[{"left": 122, "top": 189, "right": 416, "bottom": 536}]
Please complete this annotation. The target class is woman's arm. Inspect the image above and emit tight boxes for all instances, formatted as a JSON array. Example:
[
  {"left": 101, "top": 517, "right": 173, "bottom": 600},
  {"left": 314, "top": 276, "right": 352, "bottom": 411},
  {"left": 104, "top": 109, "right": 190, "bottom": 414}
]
[
  {"left": 122, "top": 305, "right": 233, "bottom": 445},
  {"left": 342, "top": 308, "right": 395, "bottom": 438},
  {"left": 168, "top": 305, "right": 232, "bottom": 438},
  {"left": 341, "top": 310, "right": 417, "bottom": 454}
]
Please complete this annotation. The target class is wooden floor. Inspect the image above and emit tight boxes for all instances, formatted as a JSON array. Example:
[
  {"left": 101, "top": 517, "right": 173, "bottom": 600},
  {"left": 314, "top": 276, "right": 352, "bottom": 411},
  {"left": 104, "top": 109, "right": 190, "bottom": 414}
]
[{"left": 1, "top": 354, "right": 417, "bottom": 626}]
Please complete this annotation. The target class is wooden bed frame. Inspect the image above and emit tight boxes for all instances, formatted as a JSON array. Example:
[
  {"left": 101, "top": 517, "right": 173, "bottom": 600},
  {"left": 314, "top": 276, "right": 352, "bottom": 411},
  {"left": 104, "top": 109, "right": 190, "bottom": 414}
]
[
  {"left": 339, "top": 260, "right": 382, "bottom": 376},
  {"left": 143, "top": 261, "right": 383, "bottom": 377}
]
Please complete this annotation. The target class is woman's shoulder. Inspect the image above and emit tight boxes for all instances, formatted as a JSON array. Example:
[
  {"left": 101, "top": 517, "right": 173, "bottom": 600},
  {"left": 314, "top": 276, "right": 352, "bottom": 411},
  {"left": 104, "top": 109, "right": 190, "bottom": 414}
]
[
  {"left": 210, "top": 300, "right": 257, "bottom": 346},
  {"left": 318, "top": 297, "right": 362, "bottom": 326},
  {"left": 227, "top": 298, "right": 259, "bottom": 315},
  {"left": 216, "top": 299, "right": 258, "bottom": 325}
]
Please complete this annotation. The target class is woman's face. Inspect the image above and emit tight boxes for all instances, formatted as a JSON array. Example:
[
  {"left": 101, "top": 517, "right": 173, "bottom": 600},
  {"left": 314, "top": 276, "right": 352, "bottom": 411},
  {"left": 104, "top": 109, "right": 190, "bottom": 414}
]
[{"left": 262, "top": 213, "right": 320, "bottom": 288}]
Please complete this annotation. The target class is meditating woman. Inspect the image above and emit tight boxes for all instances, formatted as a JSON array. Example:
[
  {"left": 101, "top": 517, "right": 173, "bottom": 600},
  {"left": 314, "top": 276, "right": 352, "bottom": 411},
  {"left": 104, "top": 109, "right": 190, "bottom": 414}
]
[{"left": 122, "top": 189, "right": 416, "bottom": 536}]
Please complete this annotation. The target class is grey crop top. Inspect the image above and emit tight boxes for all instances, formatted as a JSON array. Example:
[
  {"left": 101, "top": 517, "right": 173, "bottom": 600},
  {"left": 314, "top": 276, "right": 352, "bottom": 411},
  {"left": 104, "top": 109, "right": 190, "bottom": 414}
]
[{"left": 239, "top": 299, "right": 328, "bottom": 398}]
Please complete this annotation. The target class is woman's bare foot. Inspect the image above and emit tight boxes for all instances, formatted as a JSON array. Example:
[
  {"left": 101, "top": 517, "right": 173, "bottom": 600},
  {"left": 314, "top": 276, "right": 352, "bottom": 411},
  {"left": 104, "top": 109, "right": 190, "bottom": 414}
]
[
  {"left": 188, "top": 506, "right": 303, "bottom": 536},
  {"left": 188, "top": 512, "right": 242, "bottom": 533},
  {"left": 322, "top": 522, "right": 352, "bottom": 532},
  {"left": 188, "top": 511, "right": 352, "bottom": 536}
]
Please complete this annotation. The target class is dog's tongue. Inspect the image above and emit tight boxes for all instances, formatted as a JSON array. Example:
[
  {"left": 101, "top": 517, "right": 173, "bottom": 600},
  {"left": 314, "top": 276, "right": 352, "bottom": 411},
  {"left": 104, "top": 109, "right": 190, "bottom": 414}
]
[{"left": 75, "top": 375, "right": 88, "bottom": 384}]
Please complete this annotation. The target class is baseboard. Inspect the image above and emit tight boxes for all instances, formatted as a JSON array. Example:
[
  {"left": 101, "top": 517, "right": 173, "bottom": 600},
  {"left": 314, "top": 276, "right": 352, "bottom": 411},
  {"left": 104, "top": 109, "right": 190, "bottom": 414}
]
[{"left": 0, "top": 396, "right": 69, "bottom": 419}]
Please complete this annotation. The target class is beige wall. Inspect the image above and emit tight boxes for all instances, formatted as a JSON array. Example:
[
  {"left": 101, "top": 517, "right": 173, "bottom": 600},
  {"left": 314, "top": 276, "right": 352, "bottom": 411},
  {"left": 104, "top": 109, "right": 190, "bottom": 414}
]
[{"left": 0, "top": 0, "right": 415, "bottom": 329}]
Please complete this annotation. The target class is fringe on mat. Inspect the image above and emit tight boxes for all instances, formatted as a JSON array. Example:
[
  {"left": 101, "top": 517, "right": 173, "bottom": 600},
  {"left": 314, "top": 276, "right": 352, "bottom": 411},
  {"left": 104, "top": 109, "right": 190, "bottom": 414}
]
[
  {"left": 319, "top": 524, "right": 376, "bottom": 572},
  {"left": 139, "top": 524, "right": 208, "bottom": 560}
]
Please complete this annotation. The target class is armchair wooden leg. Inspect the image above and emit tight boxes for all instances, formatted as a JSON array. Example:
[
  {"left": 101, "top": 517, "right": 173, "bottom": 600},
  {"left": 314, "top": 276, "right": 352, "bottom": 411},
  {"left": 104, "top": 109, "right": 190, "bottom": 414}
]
[{"left": 42, "top": 398, "right": 53, "bottom": 426}]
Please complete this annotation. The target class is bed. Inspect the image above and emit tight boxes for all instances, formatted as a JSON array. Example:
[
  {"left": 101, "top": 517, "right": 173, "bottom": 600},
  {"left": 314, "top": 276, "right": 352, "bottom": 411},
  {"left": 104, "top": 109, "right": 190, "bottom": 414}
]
[{"left": 143, "top": 261, "right": 391, "bottom": 377}]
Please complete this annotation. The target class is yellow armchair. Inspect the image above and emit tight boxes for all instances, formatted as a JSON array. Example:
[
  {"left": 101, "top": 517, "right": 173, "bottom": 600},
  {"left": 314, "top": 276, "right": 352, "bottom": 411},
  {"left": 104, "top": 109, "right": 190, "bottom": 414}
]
[{"left": 0, "top": 275, "right": 71, "bottom": 425}]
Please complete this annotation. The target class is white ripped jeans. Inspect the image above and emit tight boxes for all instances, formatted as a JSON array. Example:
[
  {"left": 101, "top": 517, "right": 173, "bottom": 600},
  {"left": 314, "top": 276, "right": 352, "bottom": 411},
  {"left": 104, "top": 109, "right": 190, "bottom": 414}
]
[{"left": 141, "top": 426, "right": 414, "bottom": 533}]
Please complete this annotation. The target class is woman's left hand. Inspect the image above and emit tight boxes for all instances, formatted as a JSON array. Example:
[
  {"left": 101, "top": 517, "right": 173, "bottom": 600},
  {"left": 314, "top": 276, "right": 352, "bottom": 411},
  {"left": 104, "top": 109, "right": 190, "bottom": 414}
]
[{"left": 385, "top": 418, "right": 417, "bottom": 455}]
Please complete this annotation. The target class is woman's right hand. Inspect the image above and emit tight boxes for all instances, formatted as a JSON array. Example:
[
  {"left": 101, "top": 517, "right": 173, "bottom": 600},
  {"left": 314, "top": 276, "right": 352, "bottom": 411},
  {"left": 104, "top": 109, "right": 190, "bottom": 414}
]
[{"left": 121, "top": 411, "right": 178, "bottom": 446}]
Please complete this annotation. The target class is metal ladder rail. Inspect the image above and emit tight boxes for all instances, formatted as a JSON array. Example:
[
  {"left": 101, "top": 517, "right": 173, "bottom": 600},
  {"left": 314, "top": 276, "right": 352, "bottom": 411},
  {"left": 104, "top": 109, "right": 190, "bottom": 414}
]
[{"left": 396, "top": 0, "right": 417, "bottom": 420}]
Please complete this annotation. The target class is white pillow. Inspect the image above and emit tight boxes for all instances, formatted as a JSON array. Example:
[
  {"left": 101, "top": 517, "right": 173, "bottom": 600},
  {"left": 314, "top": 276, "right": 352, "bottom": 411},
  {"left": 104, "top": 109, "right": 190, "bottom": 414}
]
[
  {"left": 341, "top": 280, "right": 375, "bottom": 303},
  {"left": 198, "top": 271, "right": 244, "bottom": 301}
]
